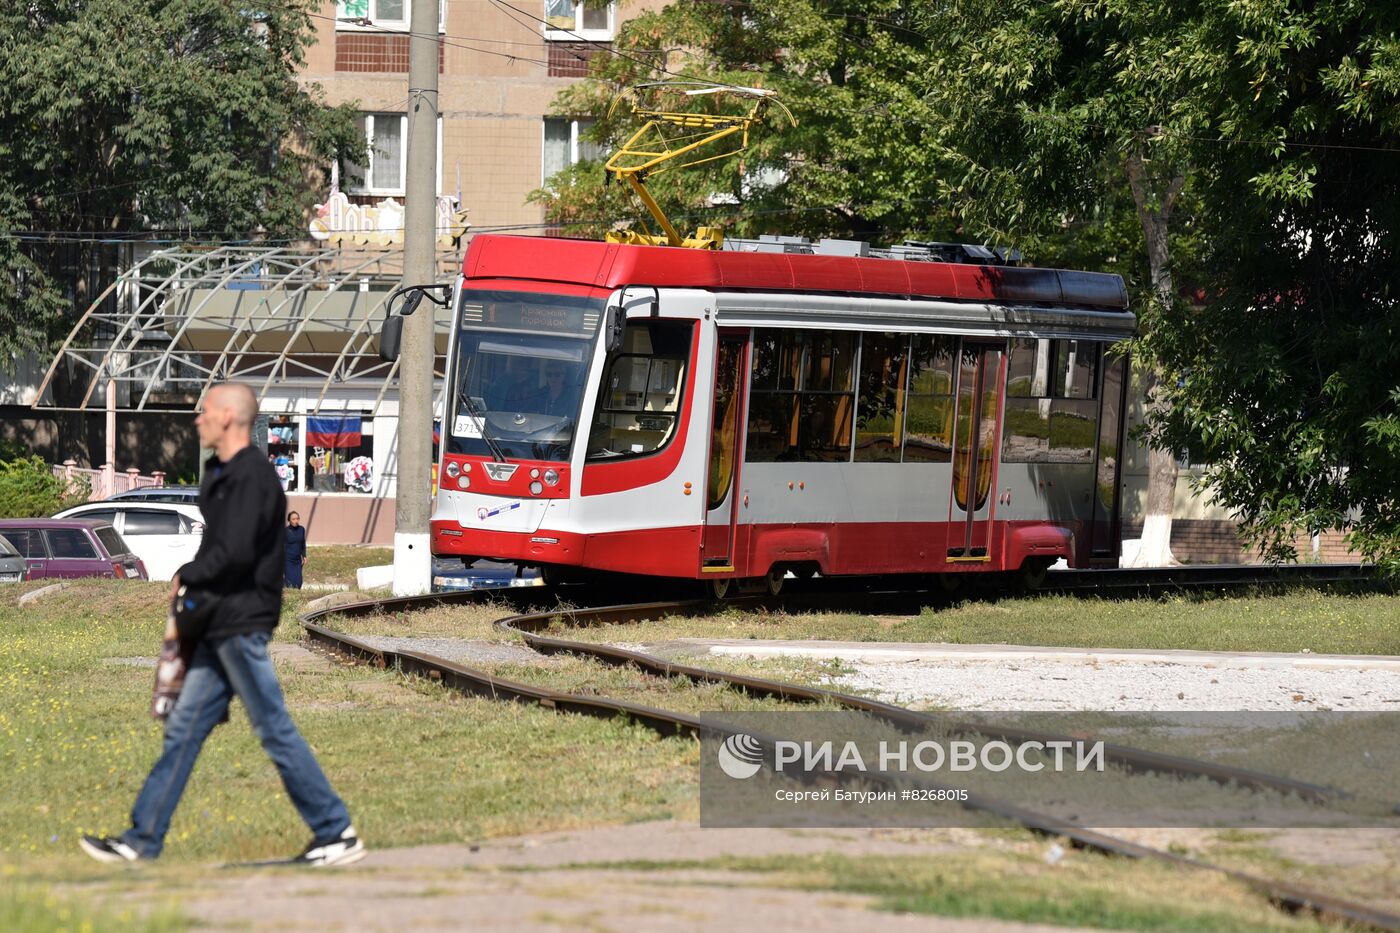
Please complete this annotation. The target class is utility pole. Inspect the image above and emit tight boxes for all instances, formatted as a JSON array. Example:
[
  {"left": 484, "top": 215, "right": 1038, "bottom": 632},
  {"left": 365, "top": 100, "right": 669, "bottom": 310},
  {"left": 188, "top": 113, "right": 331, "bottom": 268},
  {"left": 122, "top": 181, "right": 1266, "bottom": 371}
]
[{"left": 392, "top": 0, "right": 439, "bottom": 595}]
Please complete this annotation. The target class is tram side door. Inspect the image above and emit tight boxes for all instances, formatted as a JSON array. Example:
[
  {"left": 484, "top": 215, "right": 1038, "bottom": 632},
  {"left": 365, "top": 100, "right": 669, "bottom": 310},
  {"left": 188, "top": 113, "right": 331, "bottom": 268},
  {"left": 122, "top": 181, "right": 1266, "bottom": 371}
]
[
  {"left": 948, "top": 342, "right": 1005, "bottom": 561},
  {"left": 702, "top": 331, "right": 748, "bottom": 570}
]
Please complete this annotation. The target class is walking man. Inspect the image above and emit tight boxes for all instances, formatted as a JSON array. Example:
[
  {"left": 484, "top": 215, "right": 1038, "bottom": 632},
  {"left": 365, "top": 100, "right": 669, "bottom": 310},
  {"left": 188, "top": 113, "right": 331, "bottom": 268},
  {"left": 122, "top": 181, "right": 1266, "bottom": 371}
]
[{"left": 81, "top": 383, "right": 365, "bottom": 867}]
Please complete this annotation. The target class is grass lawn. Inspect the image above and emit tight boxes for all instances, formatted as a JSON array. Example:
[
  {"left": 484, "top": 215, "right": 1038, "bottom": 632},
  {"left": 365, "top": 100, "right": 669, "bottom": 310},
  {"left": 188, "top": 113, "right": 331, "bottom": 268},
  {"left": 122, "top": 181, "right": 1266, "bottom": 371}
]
[
  {"left": 301, "top": 545, "right": 391, "bottom": 586},
  {"left": 0, "top": 579, "right": 698, "bottom": 923},
  {"left": 556, "top": 587, "right": 1400, "bottom": 656},
  {"left": 572, "top": 850, "right": 1338, "bottom": 932},
  {"left": 4, "top": 576, "right": 1391, "bottom": 930}
]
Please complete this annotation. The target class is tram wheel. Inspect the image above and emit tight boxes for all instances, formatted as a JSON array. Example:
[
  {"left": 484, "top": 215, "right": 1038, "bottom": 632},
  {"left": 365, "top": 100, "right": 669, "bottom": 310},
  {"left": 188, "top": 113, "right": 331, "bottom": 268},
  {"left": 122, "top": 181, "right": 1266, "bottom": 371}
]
[
  {"left": 764, "top": 568, "right": 785, "bottom": 597},
  {"left": 708, "top": 577, "right": 733, "bottom": 600},
  {"left": 936, "top": 572, "right": 965, "bottom": 595},
  {"left": 1020, "top": 559, "right": 1051, "bottom": 591}
]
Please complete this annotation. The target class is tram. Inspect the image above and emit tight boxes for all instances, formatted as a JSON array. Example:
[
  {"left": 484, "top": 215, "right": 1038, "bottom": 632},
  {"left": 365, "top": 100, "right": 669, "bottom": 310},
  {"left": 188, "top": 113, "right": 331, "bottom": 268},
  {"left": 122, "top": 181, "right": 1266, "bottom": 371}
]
[{"left": 407, "top": 232, "right": 1132, "bottom": 595}]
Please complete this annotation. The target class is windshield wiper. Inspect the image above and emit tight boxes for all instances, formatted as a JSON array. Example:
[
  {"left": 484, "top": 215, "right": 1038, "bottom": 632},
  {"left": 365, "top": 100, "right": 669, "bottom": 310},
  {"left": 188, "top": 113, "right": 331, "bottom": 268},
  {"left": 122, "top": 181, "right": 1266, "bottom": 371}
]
[{"left": 458, "top": 390, "right": 508, "bottom": 463}]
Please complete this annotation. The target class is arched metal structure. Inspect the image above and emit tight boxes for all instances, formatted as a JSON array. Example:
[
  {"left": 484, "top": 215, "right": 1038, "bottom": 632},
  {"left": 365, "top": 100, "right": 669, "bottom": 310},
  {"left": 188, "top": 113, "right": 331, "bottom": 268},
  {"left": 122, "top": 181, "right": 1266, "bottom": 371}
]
[{"left": 33, "top": 245, "right": 456, "bottom": 416}]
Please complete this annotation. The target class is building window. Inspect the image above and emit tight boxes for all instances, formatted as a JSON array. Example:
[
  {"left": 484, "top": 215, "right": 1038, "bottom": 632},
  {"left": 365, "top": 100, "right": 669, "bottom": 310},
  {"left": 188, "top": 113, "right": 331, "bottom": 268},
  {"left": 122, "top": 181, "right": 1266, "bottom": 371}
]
[
  {"left": 346, "top": 114, "right": 443, "bottom": 195},
  {"left": 543, "top": 0, "right": 614, "bottom": 39},
  {"left": 543, "top": 118, "right": 603, "bottom": 181},
  {"left": 306, "top": 414, "right": 376, "bottom": 494},
  {"left": 335, "top": 0, "right": 444, "bottom": 31}
]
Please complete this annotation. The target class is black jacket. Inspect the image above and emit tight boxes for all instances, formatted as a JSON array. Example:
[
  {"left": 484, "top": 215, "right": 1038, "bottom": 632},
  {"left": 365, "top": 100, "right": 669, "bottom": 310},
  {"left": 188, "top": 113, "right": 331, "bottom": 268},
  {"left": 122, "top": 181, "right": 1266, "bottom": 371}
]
[{"left": 179, "top": 446, "right": 286, "bottom": 637}]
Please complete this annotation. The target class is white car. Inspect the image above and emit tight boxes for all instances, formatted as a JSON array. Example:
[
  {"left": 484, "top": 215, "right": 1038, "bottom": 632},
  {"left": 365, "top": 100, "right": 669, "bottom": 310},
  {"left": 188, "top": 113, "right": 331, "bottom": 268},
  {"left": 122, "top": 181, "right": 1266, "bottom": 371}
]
[{"left": 52, "top": 502, "right": 204, "bottom": 582}]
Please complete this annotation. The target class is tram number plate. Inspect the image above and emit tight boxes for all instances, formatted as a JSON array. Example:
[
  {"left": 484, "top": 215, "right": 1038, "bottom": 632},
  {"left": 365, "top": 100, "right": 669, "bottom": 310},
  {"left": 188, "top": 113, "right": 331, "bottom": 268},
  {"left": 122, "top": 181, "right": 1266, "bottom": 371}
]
[{"left": 452, "top": 416, "right": 483, "bottom": 438}]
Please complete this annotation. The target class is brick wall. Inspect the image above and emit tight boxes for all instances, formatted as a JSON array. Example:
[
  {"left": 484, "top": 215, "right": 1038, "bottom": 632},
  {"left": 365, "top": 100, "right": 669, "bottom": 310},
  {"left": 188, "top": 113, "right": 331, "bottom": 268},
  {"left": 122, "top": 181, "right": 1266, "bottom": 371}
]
[
  {"left": 1122, "top": 518, "right": 1362, "bottom": 564},
  {"left": 335, "top": 34, "right": 444, "bottom": 73}
]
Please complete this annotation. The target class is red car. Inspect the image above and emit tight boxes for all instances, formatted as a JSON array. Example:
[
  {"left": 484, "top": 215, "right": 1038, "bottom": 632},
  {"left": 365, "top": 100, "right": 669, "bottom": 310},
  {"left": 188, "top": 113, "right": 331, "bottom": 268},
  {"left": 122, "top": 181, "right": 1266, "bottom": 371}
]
[{"left": 0, "top": 518, "right": 148, "bottom": 581}]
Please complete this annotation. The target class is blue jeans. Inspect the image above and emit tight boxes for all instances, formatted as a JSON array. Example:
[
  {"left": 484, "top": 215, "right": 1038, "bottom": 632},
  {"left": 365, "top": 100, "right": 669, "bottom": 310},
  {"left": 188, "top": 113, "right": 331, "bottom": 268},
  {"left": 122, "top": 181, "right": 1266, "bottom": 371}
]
[{"left": 121, "top": 631, "right": 351, "bottom": 858}]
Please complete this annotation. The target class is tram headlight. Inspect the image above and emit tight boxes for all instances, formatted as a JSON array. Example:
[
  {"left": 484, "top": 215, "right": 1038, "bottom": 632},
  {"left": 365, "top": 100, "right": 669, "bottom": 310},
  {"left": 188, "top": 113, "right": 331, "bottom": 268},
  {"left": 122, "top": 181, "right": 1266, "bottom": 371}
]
[
  {"left": 458, "top": 476, "right": 470, "bottom": 490},
  {"left": 543, "top": 469, "right": 559, "bottom": 486},
  {"left": 445, "top": 461, "right": 460, "bottom": 478},
  {"left": 529, "top": 481, "right": 543, "bottom": 496}
]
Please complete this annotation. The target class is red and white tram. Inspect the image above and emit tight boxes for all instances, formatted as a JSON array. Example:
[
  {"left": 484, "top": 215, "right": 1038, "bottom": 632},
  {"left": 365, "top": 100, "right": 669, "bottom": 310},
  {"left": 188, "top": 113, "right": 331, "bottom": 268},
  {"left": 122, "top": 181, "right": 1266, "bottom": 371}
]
[{"left": 420, "top": 233, "right": 1132, "bottom": 594}]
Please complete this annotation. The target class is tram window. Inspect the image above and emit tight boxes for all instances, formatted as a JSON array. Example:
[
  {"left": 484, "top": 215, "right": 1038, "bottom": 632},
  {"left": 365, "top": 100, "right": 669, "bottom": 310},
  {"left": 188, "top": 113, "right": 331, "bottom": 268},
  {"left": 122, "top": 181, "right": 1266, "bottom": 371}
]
[
  {"left": 902, "top": 334, "right": 955, "bottom": 462},
  {"left": 1007, "top": 338, "right": 1099, "bottom": 400},
  {"left": 1003, "top": 340, "right": 1103, "bottom": 464},
  {"left": 746, "top": 329, "right": 855, "bottom": 462},
  {"left": 1049, "top": 398, "right": 1097, "bottom": 463},
  {"left": 586, "top": 321, "right": 691, "bottom": 460},
  {"left": 1055, "top": 340, "right": 1099, "bottom": 399},
  {"left": 854, "top": 333, "right": 908, "bottom": 463},
  {"left": 1004, "top": 398, "right": 1051, "bottom": 462}
]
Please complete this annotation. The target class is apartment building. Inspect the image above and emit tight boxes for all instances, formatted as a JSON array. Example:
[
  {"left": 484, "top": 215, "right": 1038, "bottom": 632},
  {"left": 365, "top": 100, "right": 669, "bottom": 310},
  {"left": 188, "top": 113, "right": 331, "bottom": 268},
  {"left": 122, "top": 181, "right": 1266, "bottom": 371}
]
[{"left": 302, "top": 0, "right": 666, "bottom": 232}]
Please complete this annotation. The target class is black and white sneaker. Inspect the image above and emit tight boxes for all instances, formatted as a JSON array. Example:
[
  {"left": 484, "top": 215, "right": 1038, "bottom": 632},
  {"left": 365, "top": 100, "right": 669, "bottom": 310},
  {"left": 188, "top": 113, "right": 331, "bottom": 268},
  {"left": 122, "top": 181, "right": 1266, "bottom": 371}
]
[
  {"left": 294, "top": 825, "right": 366, "bottom": 867},
  {"left": 79, "top": 835, "right": 143, "bottom": 864}
]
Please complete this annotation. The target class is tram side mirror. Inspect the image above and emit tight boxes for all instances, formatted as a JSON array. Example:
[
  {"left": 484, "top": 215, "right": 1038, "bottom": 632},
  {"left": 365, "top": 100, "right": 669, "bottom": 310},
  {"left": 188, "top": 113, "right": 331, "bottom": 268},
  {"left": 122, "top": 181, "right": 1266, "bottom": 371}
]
[
  {"left": 603, "top": 303, "right": 627, "bottom": 353},
  {"left": 379, "top": 314, "right": 404, "bottom": 363}
]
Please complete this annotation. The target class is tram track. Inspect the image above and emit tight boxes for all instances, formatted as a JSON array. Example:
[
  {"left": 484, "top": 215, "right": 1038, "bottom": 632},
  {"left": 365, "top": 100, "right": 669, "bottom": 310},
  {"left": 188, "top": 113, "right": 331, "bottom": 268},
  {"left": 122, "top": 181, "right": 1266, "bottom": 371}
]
[{"left": 300, "top": 562, "right": 1398, "bottom": 930}]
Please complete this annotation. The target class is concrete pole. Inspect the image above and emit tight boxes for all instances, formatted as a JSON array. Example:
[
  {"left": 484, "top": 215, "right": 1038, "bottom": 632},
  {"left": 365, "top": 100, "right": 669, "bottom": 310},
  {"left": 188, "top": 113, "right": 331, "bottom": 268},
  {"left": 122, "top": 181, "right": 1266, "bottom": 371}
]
[
  {"left": 105, "top": 377, "right": 117, "bottom": 497},
  {"left": 392, "top": 0, "right": 439, "bottom": 596}
]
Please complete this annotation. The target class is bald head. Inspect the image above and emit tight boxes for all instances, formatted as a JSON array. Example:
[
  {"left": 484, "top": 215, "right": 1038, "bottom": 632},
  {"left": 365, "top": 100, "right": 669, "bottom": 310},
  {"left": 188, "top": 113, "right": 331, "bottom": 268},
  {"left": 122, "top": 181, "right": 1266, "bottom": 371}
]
[
  {"left": 208, "top": 382, "right": 259, "bottom": 428},
  {"left": 196, "top": 382, "right": 259, "bottom": 460}
]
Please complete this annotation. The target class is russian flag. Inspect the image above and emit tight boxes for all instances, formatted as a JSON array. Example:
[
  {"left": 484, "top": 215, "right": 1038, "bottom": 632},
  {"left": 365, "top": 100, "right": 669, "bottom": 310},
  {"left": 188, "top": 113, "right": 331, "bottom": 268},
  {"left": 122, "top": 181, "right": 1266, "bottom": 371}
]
[{"left": 306, "top": 414, "right": 362, "bottom": 448}]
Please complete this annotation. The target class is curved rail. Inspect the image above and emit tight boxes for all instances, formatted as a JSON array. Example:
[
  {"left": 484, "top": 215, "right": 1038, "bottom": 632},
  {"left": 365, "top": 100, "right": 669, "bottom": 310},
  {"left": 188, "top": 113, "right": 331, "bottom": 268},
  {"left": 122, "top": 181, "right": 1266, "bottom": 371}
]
[{"left": 299, "top": 565, "right": 1399, "bottom": 930}]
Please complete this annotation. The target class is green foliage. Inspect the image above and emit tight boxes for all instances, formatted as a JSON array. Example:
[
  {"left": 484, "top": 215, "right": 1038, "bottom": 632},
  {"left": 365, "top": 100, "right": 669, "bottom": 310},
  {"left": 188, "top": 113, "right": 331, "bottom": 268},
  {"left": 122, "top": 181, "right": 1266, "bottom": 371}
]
[
  {"left": 0, "top": 0, "right": 364, "bottom": 358},
  {"left": 545, "top": 0, "right": 1400, "bottom": 565},
  {"left": 1138, "top": 2, "right": 1400, "bottom": 564},
  {"left": 0, "top": 456, "right": 90, "bottom": 518}
]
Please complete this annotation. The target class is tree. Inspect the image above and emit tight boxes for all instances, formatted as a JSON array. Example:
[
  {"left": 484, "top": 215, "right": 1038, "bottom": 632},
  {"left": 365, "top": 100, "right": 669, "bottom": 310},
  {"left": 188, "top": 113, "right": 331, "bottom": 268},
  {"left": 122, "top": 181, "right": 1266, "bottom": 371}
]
[
  {"left": 1144, "top": 3, "right": 1400, "bottom": 566},
  {"left": 536, "top": 0, "right": 1194, "bottom": 564},
  {"left": 530, "top": 0, "right": 969, "bottom": 245},
  {"left": 0, "top": 0, "right": 363, "bottom": 359},
  {"left": 541, "top": 0, "right": 1400, "bottom": 566}
]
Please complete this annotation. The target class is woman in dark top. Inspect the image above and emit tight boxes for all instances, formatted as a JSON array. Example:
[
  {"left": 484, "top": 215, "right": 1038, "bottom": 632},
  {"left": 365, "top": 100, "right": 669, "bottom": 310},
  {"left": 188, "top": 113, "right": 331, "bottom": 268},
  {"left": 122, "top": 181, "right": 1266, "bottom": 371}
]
[{"left": 284, "top": 511, "right": 307, "bottom": 589}]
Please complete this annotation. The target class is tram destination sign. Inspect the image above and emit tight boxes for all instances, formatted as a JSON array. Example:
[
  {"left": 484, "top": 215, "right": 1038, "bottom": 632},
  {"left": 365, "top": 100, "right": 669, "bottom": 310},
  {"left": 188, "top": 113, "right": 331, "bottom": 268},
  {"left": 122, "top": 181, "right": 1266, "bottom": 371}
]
[{"left": 459, "top": 290, "right": 603, "bottom": 337}]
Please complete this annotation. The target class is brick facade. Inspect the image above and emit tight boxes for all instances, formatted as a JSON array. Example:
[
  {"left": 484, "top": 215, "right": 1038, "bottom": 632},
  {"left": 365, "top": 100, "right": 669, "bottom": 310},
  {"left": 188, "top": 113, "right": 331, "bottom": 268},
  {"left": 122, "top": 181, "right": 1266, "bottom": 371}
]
[
  {"left": 335, "top": 34, "right": 444, "bottom": 73},
  {"left": 1122, "top": 519, "right": 1362, "bottom": 564}
]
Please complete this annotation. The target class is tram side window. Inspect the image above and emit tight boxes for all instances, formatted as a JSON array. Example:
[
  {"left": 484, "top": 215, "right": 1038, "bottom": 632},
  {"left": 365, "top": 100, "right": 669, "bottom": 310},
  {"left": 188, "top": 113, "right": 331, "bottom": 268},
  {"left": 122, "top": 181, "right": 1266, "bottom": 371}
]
[
  {"left": 903, "top": 334, "right": 956, "bottom": 463},
  {"left": 1003, "top": 338, "right": 1101, "bottom": 464},
  {"left": 853, "top": 333, "right": 908, "bottom": 463},
  {"left": 746, "top": 329, "right": 856, "bottom": 462},
  {"left": 586, "top": 321, "right": 692, "bottom": 460}
]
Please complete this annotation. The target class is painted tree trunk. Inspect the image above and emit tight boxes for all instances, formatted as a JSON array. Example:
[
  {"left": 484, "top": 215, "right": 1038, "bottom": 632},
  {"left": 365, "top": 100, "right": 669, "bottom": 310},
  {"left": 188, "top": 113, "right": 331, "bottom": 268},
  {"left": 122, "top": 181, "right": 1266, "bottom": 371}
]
[{"left": 1125, "top": 152, "right": 1185, "bottom": 567}]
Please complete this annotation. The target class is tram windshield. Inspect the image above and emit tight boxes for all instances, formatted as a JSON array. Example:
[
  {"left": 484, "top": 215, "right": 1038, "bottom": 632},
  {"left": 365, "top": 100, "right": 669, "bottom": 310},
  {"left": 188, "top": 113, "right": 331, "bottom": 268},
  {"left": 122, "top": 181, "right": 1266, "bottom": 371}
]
[{"left": 447, "top": 290, "right": 603, "bottom": 462}]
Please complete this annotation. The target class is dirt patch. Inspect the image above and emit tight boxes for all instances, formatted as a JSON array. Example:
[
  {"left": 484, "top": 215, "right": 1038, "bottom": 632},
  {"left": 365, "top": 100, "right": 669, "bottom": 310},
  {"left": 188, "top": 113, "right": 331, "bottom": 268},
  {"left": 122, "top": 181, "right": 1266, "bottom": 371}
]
[{"left": 124, "top": 821, "right": 1069, "bottom": 932}]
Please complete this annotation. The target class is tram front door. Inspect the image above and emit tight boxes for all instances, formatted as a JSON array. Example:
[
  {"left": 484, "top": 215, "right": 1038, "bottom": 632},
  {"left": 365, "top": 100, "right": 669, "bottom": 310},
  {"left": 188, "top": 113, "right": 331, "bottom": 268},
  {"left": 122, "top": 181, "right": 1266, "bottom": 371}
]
[
  {"left": 948, "top": 342, "right": 1004, "bottom": 561},
  {"left": 702, "top": 331, "right": 748, "bottom": 570}
]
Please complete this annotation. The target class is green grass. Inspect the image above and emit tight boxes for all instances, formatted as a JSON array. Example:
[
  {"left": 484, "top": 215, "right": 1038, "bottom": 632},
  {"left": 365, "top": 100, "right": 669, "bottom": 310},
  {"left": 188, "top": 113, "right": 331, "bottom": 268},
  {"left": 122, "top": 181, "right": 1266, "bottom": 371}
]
[
  {"left": 0, "top": 881, "right": 186, "bottom": 932},
  {"left": 0, "top": 580, "right": 698, "bottom": 878},
  {"left": 4, "top": 580, "right": 1393, "bottom": 929},
  {"left": 559, "top": 588, "right": 1400, "bottom": 655},
  {"left": 569, "top": 851, "right": 1333, "bottom": 932},
  {"left": 301, "top": 546, "right": 392, "bottom": 585}
]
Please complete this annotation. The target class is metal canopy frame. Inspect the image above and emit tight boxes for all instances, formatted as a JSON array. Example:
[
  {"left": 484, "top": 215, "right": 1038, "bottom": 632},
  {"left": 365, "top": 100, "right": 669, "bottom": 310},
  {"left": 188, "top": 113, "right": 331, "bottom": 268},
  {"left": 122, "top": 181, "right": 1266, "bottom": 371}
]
[{"left": 34, "top": 245, "right": 456, "bottom": 416}]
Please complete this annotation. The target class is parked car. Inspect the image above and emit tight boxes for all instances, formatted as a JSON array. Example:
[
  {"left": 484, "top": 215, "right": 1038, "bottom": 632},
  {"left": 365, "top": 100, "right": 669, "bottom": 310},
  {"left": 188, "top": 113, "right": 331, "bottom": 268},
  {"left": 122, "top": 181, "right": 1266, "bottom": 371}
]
[
  {"left": 52, "top": 502, "right": 203, "bottom": 582},
  {"left": 0, "top": 519, "right": 147, "bottom": 581},
  {"left": 106, "top": 485, "right": 201, "bottom": 504},
  {"left": 0, "top": 535, "right": 27, "bottom": 583}
]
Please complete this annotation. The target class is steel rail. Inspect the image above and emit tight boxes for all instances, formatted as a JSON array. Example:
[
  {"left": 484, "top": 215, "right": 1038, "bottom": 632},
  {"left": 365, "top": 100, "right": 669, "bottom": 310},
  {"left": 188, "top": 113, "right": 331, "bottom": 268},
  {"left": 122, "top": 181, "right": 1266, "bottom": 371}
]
[{"left": 298, "top": 564, "right": 1399, "bottom": 930}]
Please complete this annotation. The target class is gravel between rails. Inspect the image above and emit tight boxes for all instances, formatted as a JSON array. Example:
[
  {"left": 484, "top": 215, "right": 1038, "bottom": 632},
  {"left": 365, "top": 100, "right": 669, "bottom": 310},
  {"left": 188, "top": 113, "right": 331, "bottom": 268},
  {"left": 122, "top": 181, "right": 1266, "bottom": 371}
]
[
  {"left": 828, "top": 656, "right": 1400, "bottom": 711},
  {"left": 342, "top": 634, "right": 1400, "bottom": 711}
]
